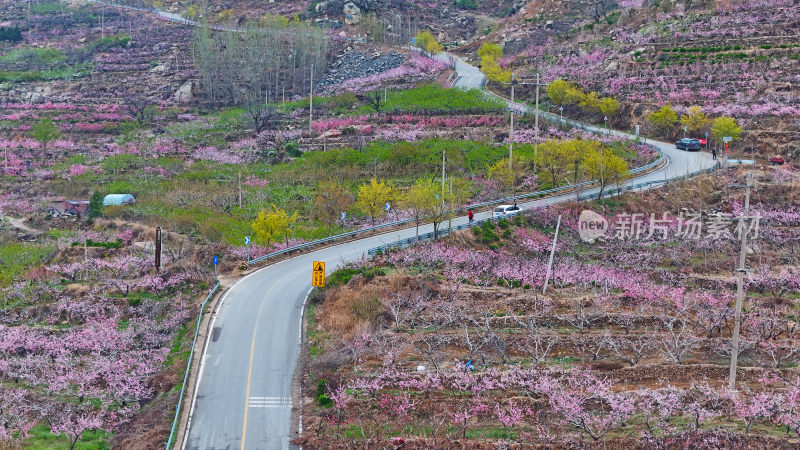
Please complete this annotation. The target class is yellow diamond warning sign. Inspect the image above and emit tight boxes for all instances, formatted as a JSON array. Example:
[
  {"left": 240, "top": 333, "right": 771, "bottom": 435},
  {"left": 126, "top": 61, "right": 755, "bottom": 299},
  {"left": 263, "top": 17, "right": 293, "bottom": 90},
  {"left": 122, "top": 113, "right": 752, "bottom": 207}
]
[{"left": 312, "top": 261, "right": 325, "bottom": 287}]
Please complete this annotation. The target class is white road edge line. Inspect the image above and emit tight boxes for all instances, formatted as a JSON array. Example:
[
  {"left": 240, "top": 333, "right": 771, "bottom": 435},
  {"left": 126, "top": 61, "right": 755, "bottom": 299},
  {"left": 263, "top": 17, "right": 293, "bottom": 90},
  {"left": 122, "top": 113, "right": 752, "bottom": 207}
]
[
  {"left": 181, "top": 261, "right": 298, "bottom": 450},
  {"left": 298, "top": 285, "right": 313, "bottom": 442}
]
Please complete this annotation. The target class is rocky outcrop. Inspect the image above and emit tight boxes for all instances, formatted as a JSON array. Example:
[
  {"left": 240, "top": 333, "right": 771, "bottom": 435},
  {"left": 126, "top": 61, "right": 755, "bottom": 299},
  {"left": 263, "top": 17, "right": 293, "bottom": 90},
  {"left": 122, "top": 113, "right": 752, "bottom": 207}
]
[
  {"left": 343, "top": 2, "right": 363, "bottom": 25},
  {"left": 317, "top": 51, "right": 405, "bottom": 89}
]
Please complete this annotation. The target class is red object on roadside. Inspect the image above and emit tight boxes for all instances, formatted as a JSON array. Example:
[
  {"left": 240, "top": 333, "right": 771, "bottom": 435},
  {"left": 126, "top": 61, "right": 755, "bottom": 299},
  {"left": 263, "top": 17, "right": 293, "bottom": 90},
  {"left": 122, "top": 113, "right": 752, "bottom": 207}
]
[
  {"left": 697, "top": 139, "right": 707, "bottom": 146},
  {"left": 769, "top": 156, "right": 785, "bottom": 165}
]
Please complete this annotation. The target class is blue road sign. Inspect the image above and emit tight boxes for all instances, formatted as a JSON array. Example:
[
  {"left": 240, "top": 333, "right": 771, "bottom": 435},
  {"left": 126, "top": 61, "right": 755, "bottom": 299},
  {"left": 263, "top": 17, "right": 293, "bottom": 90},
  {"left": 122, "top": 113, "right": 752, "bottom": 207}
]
[
  {"left": 244, "top": 236, "right": 250, "bottom": 245},
  {"left": 341, "top": 212, "right": 346, "bottom": 221},
  {"left": 705, "top": 132, "right": 709, "bottom": 138},
  {"left": 385, "top": 203, "right": 391, "bottom": 212},
  {"left": 212, "top": 256, "right": 219, "bottom": 265}
]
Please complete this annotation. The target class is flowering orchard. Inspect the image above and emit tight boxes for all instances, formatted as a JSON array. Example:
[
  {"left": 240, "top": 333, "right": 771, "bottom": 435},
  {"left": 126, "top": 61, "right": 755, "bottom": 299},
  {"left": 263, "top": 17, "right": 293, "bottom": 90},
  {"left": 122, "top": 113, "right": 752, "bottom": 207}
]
[
  {"left": 0, "top": 223, "right": 213, "bottom": 448},
  {"left": 299, "top": 169, "right": 800, "bottom": 446},
  {"left": 494, "top": 0, "right": 800, "bottom": 155}
]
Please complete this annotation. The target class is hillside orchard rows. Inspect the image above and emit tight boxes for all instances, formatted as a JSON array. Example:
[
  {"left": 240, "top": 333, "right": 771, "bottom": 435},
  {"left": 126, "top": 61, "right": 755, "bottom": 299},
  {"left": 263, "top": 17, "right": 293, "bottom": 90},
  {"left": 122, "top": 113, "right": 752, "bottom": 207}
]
[
  {"left": 300, "top": 168, "right": 800, "bottom": 447},
  {"left": 0, "top": 0, "right": 799, "bottom": 447}
]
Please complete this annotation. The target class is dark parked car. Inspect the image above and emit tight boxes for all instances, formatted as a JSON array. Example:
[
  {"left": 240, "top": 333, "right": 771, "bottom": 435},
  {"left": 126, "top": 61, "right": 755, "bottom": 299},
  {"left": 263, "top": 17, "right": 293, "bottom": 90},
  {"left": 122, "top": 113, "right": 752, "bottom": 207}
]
[{"left": 676, "top": 138, "right": 701, "bottom": 151}]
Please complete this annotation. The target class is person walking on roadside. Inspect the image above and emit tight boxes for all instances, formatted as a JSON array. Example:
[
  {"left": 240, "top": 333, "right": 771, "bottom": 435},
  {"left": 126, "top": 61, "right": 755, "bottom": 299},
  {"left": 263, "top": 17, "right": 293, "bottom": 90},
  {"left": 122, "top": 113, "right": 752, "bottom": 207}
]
[
  {"left": 712, "top": 147, "right": 717, "bottom": 160},
  {"left": 468, "top": 209, "right": 474, "bottom": 223}
]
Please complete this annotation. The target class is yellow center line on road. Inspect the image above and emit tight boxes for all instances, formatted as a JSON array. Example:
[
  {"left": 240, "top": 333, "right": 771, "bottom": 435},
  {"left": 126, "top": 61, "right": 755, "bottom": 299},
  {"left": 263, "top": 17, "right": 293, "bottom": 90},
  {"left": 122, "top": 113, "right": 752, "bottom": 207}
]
[
  {"left": 239, "top": 270, "right": 296, "bottom": 450},
  {"left": 240, "top": 321, "right": 258, "bottom": 450}
]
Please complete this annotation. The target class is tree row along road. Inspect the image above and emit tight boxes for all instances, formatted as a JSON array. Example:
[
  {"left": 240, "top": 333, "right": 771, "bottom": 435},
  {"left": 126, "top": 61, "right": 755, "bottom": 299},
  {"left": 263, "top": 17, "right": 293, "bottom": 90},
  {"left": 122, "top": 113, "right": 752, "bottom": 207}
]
[{"left": 182, "top": 54, "right": 716, "bottom": 450}]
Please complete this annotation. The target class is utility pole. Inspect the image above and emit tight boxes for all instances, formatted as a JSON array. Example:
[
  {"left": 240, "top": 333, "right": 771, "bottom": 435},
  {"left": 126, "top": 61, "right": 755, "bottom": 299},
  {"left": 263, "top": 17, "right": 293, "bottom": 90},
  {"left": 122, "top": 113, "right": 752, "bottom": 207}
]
[
  {"left": 509, "top": 73, "right": 515, "bottom": 169},
  {"left": 83, "top": 233, "right": 88, "bottom": 282},
  {"left": 542, "top": 215, "right": 562, "bottom": 294},
  {"left": 448, "top": 176, "right": 453, "bottom": 236},
  {"left": 237, "top": 171, "right": 242, "bottom": 209},
  {"left": 155, "top": 227, "right": 163, "bottom": 273},
  {"left": 728, "top": 174, "right": 753, "bottom": 390},
  {"left": 441, "top": 150, "right": 446, "bottom": 198},
  {"left": 309, "top": 64, "right": 314, "bottom": 132},
  {"left": 534, "top": 72, "right": 540, "bottom": 160}
]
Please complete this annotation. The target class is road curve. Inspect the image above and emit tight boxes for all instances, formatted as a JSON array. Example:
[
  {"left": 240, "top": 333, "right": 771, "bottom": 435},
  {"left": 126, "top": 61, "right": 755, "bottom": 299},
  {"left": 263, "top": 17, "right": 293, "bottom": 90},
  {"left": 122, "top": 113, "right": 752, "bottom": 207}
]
[{"left": 183, "top": 60, "right": 716, "bottom": 450}]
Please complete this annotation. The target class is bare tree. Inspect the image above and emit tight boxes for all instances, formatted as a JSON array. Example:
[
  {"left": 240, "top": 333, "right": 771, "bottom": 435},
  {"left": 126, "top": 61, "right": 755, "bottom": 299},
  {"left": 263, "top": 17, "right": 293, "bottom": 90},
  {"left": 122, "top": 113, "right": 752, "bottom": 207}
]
[
  {"left": 514, "top": 314, "right": 555, "bottom": 364},
  {"left": 372, "top": 333, "right": 409, "bottom": 366},
  {"left": 658, "top": 317, "right": 700, "bottom": 364},
  {"left": 342, "top": 332, "right": 372, "bottom": 371},
  {"left": 192, "top": 20, "right": 328, "bottom": 107},
  {"left": 472, "top": 310, "right": 508, "bottom": 364},
  {"left": 607, "top": 329, "right": 656, "bottom": 366},
  {"left": 521, "top": 332, "right": 556, "bottom": 364},
  {"left": 416, "top": 334, "right": 451, "bottom": 371},
  {"left": 691, "top": 299, "right": 732, "bottom": 338},
  {"left": 757, "top": 339, "right": 800, "bottom": 368},
  {"left": 245, "top": 100, "right": 279, "bottom": 135},
  {"left": 384, "top": 291, "right": 430, "bottom": 331},
  {"left": 123, "top": 94, "right": 150, "bottom": 125},
  {"left": 564, "top": 298, "right": 606, "bottom": 333}
]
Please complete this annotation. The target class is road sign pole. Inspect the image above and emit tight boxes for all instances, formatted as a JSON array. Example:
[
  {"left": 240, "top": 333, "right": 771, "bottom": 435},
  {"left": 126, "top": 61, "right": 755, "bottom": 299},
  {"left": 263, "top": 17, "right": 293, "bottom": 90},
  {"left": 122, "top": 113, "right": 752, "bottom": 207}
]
[{"left": 312, "top": 261, "right": 326, "bottom": 287}]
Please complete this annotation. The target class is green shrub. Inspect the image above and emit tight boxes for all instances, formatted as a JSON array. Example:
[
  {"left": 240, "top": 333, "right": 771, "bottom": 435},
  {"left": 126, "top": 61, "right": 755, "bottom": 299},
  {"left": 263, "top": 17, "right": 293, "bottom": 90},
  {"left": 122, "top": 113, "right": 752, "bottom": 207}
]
[
  {"left": 327, "top": 267, "right": 362, "bottom": 287},
  {"left": 86, "top": 35, "right": 130, "bottom": 53},
  {"left": 315, "top": 379, "right": 332, "bottom": 407},
  {"left": 286, "top": 141, "right": 302, "bottom": 157},
  {"left": 456, "top": 0, "right": 479, "bottom": 9},
  {"left": 0, "top": 26, "right": 22, "bottom": 42},
  {"left": 71, "top": 239, "right": 122, "bottom": 249},
  {"left": 328, "top": 92, "right": 358, "bottom": 111}
]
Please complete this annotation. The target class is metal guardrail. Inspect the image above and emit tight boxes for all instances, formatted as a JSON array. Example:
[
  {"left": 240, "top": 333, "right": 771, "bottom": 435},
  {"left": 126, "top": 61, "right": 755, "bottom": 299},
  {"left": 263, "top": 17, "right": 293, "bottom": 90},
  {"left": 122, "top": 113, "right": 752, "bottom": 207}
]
[
  {"left": 165, "top": 281, "right": 221, "bottom": 450},
  {"left": 244, "top": 106, "right": 666, "bottom": 266},
  {"left": 246, "top": 147, "right": 664, "bottom": 266},
  {"left": 581, "top": 162, "right": 721, "bottom": 201},
  {"left": 367, "top": 215, "right": 495, "bottom": 255},
  {"left": 367, "top": 162, "right": 721, "bottom": 255}
]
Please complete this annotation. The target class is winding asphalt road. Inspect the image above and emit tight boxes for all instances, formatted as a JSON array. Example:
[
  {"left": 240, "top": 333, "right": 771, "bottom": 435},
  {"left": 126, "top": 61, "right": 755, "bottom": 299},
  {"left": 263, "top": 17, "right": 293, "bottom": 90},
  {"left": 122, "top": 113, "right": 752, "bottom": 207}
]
[{"left": 182, "top": 60, "right": 716, "bottom": 450}]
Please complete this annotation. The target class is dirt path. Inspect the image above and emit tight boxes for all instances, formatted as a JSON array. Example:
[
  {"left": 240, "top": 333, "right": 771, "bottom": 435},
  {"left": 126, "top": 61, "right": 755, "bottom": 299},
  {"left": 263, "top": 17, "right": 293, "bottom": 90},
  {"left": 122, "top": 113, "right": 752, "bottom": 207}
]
[
  {"left": 459, "top": 10, "right": 502, "bottom": 24},
  {"left": 4, "top": 216, "right": 39, "bottom": 235}
]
